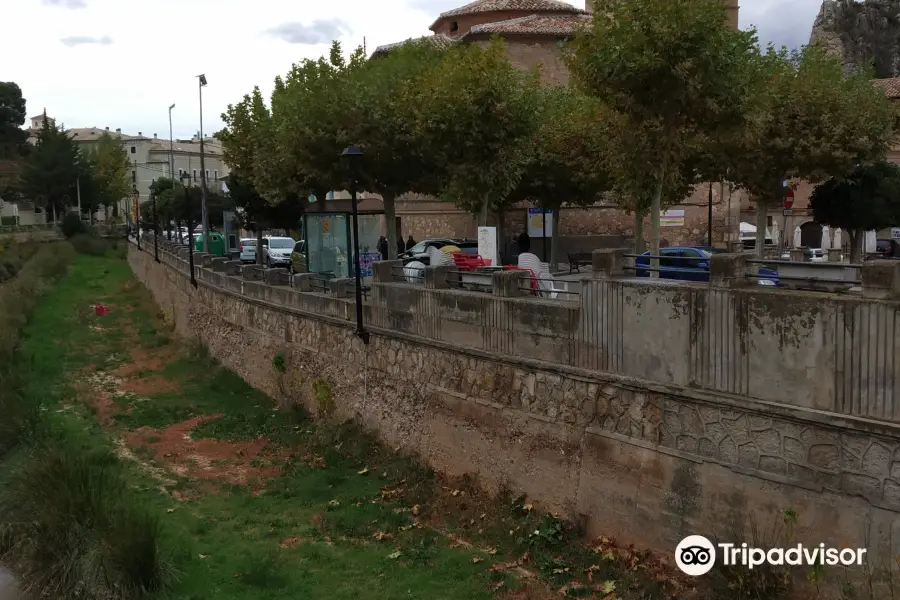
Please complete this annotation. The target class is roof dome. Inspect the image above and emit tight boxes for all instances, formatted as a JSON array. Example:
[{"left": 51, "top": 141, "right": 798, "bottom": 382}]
[{"left": 430, "top": 0, "right": 585, "bottom": 33}]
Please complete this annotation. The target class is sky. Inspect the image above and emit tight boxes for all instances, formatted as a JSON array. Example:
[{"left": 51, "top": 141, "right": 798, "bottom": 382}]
[{"left": 3, "top": 0, "right": 824, "bottom": 141}]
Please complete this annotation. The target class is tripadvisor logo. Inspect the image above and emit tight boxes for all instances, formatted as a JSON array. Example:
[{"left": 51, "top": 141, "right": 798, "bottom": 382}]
[{"left": 675, "top": 535, "right": 868, "bottom": 576}]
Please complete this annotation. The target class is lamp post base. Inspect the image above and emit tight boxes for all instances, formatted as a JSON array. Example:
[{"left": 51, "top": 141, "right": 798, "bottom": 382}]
[{"left": 356, "top": 328, "right": 370, "bottom": 345}]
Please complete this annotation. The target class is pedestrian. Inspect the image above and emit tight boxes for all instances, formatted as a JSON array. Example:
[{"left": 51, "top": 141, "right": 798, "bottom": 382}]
[
  {"left": 378, "top": 236, "right": 388, "bottom": 260},
  {"left": 406, "top": 235, "right": 416, "bottom": 251},
  {"left": 397, "top": 238, "right": 405, "bottom": 258},
  {"left": 517, "top": 230, "right": 531, "bottom": 254}
]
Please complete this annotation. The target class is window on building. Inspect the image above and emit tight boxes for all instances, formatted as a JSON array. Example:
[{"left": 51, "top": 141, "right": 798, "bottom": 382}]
[
  {"left": 193, "top": 169, "right": 197, "bottom": 180},
  {"left": 205, "top": 170, "right": 209, "bottom": 181},
  {"left": 450, "top": 21, "right": 458, "bottom": 32},
  {"left": 214, "top": 170, "right": 218, "bottom": 181},
  {"left": 130, "top": 146, "right": 136, "bottom": 154},
  {"left": 131, "top": 170, "right": 136, "bottom": 182}
]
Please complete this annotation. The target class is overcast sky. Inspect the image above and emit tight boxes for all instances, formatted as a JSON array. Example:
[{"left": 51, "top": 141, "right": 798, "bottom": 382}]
[{"left": 4, "top": 0, "right": 823, "bottom": 140}]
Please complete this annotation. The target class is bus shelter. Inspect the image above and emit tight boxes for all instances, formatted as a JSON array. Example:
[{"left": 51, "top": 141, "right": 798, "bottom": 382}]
[{"left": 302, "top": 198, "right": 385, "bottom": 280}]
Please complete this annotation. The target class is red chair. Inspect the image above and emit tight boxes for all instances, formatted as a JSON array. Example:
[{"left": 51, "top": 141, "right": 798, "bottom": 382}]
[{"left": 451, "top": 253, "right": 488, "bottom": 271}]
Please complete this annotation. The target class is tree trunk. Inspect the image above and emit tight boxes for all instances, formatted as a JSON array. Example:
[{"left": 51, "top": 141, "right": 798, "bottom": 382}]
[
  {"left": 650, "top": 169, "right": 664, "bottom": 279},
  {"left": 848, "top": 230, "right": 861, "bottom": 264},
  {"left": 755, "top": 202, "right": 768, "bottom": 259},
  {"left": 634, "top": 208, "right": 645, "bottom": 253},
  {"left": 384, "top": 191, "right": 398, "bottom": 266},
  {"left": 479, "top": 198, "right": 489, "bottom": 227}
]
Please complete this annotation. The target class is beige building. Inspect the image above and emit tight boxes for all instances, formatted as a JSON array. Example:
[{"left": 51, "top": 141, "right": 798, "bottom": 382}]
[{"left": 23, "top": 113, "right": 229, "bottom": 222}]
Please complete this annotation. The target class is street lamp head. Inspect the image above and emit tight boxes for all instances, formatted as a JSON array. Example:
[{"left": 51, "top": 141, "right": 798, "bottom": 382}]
[
  {"left": 180, "top": 171, "right": 192, "bottom": 184},
  {"left": 198, "top": 74, "right": 208, "bottom": 86},
  {"left": 169, "top": 103, "right": 175, "bottom": 110},
  {"left": 341, "top": 144, "right": 363, "bottom": 159}
]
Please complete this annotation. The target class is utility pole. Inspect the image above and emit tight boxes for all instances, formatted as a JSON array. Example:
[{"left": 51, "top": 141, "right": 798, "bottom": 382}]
[
  {"left": 169, "top": 103, "right": 176, "bottom": 241},
  {"left": 77, "top": 176, "right": 82, "bottom": 221},
  {"left": 197, "top": 74, "right": 210, "bottom": 254}
]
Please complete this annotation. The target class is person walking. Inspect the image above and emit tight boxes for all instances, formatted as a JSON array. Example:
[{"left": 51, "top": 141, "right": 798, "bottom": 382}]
[
  {"left": 377, "top": 236, "right": 388, "bottom": 260},
  {"left": 406, "top": 235, "right": 417, "bottom": 251}
]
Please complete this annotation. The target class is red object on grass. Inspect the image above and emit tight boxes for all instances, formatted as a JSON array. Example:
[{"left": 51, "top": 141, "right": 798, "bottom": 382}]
[{"left": 94, "top": 304, "right": 109, "bottom": 316}]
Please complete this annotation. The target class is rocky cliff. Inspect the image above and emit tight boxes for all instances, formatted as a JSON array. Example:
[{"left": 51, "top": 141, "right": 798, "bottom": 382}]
[{"left": 810, "top": 0, "right": 900, "bottom": 77}]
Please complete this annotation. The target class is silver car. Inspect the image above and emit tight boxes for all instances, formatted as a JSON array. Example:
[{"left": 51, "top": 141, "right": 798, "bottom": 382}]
[
  {"left": 239, "top": 238, "right": 257, "bottom": 263},
  {"left": 263, "top": 237, "right": 295, "bottom": 267}
]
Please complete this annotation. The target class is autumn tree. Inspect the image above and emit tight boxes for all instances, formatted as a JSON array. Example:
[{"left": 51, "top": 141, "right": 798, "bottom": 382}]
[
  {"left": 567, "top": 0, "right": 759, "bottom": 274},
  {"left": 352, "top": 39, "right": 449, "bottom": 261},
  {"left": 726, "top": 43, "right": 896, "bottom": 256},
  {"left": 512, "top": 86, "right": 612, "bottom": 265},
  {"left": 810, "top": 161, "right": 900, "bottom": 262},
  {"left": 413, "top": 38, "right": 540, "bottom": 228},
  {"left": 19, "top": 113, "right": 82, "bottom": 222}
]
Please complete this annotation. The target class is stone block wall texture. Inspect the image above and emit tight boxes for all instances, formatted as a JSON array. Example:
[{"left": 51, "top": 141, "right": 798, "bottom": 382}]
[{"left": 131, "top": 242, "right": 900, "bottom": 567}]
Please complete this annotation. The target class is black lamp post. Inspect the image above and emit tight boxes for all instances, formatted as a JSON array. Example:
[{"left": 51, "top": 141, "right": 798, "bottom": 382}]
[
  {"left": 707, "top": 182, "right": 713, "bottom": 247},
  {"left": 134, "top": 185, "right": 141, "bottom": 252},
  {"left": 341, "top": 144, "right": 369, "bottom": 345},
  {"left": 180, "top": 172, "right": 197, "bottom": 287},
  {"left": 152, "top": 178, "right": 160, "bottom": 263}
]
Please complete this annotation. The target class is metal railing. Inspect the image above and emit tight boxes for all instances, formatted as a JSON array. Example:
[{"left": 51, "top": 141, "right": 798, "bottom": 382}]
[
  {"left": 517, "top": 274, "right": 581, "bottom": 298},
  {"left": 446, "top": 269, "right": 492, "bottom": 293},
  {"left": 308, "top": 275, "right": 330, "bottom": 293},
  {"left": 392, "top": 264, "right": 425, "bottom": 284}
]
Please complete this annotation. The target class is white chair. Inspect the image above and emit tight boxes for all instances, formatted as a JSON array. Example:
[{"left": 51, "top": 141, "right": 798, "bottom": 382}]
[
  {"left": 518, "top": 253, "right": 565, "bottom": 298},
  {"left": 426, "top": 245, "right": 455, "bottom": 268},
  {"left": 403, "top": 260, "right": 426, "bottom": 283}
]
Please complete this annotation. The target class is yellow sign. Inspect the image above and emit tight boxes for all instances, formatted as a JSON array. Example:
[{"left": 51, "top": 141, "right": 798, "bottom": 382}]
[{"left": 323, "top": 219, "right": 329, "bottom": 233}]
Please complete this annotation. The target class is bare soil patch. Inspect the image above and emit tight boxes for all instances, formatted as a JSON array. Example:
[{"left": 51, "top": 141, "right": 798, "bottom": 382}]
[
  {"left": 120, "top": 374, "right": 178, "bottom": 396},
  {"left": 126, "top": 415, "right": 281, "bottom": 486}
]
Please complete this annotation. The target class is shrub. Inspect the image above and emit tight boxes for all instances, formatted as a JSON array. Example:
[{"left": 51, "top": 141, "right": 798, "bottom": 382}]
[
  {"left": 0, "top": 442, "right": 171, "bottom": 598},
  {"left": 70, "top": 234, "right": 125, "bottom": 258},
  {"left": 60, "top": 213, "right": 86, "bottom": 238}
]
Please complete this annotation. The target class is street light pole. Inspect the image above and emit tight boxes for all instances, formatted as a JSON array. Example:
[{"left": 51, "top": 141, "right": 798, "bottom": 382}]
[
  {"left": 197, "top": 74, "right": 210, "bottom": 255},
  {"left": 169, "top": 103, "right": 175, "bottom": 241},
  {"left": 152, "top": 178, "right": 160, "bottom": 263},
  {"left": 341, "top": 144, "right": 369, "bottom": 345},
  {"left": 134, "top": 185, "right": 141, "bottom": 252},
  {"left": 180, "top": 172, "right": 197, "bottom": 287}
]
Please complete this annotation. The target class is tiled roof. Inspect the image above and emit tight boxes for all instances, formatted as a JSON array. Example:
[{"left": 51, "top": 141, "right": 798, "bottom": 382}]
[
  {"left": 874, "top": 77, "right": 900, "bottom": 99},
  {"left": 371, "top": 34, "right": 456, "bottom": 58},
  {"left": 465, "top": 12, "right": 591, "bottom": 36},
  {"left": 430, "top": 0, "right": 584, "bottom": 29}
]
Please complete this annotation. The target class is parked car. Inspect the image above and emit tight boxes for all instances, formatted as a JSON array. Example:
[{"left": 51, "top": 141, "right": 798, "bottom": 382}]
[
  {"left": 400, "top": 238, "right": 479, "bottom": 265},
  {"left": 239, "top": 238, "right": 257, "bottom": 263},
  {"left": 875, "top": 239, "right": 900, "bottom": 258},
  {"left": 634, "top": 246, "right": 780, "bottom": 285},
  {"left": 804, "top": 248, "right": 826, "bottom": 263},
  {"left": 262, "top": 236, "right": 296, "bottom": 268},
  {"left": 290, "top": 240, "right": 306, "bottom": 273}
]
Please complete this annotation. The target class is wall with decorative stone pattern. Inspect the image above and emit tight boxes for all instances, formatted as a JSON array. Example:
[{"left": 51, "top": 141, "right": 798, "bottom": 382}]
[{"left": 129, "top": 242, "right": 900, "bottom": 569}]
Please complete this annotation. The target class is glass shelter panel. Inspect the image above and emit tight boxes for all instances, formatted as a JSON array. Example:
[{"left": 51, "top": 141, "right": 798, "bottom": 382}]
[{"left": 306, "top": 214, "right": 350, "bottom": 278}]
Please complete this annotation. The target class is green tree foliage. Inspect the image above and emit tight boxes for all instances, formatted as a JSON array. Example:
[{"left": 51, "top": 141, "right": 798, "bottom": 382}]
[
  {"left": 0, "top": 82, "right": 27, "bottom": 160},
  {"left": 19, "top": 113, "right": 82, "bottom": 222},
  {"left": 413, "top": 38, "right": 540, "bottom": 226},
  {"left": 726, "top": 43, "right": 896, "bottom": 256},
  {"left": 84, "top": 131, "right": 131, "bottom": 220},
  {"left": 513, "top": 86, "right": 612, "bottom": 264},
  {"left": 0, "top": 82, "right": 29, "bottom": 202},
  {"left": 567, "top": 0, "right": 759, "bottom": 271},
  {"left": 273, "top": 42, "right": 366, "bottom": 204},
  {"left": 810, "top": 161, "right": 900, "bottom": 262},
  {"left": 351, "top": 39, "right": 449, "bottom": 261}
]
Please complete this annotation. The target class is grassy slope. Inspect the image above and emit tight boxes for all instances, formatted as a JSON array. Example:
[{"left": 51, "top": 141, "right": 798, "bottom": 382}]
[
  {"left": 11, "top": 255, "right": 509, "bottom": 600},
  {"left": 10, "top": 253, "right": 685, "bottom": 600}
]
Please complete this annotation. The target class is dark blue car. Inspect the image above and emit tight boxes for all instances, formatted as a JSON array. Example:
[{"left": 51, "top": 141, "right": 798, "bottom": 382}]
[{"left": 634, "top": 246, "right": 779, "bottom": 286}]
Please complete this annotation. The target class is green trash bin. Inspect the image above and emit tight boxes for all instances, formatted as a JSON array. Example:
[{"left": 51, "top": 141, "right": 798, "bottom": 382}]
[{"left": 195, "top": 232, "right": 227, "bottom": 257}]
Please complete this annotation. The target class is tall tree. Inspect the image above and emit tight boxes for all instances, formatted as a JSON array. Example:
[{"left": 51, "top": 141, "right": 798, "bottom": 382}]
[
  {"left": 413, "top": 38, "right": 541, "bottom": 227},
  {"left": 513, "top": 86, "right": 612, "bottom": 265},
  {"left": 352, "top": 39, "right": 448, "bottom": 260},
  {"left": 273, "top": 42, "right": 366, "bottom": 205},
  {"left": 725, "top": 43, "right": 896, "bottom": 256},
  {"left": 567, "top": 0, "right": 759, "bottom": 274},
  {"left": 0, "top": 82, "right": 29, "bottom": 203},
  {"left": 85, "top": 131, "right": 131, "bottom": 221},
  {"left": 0, "top": 82, "right": 27, "bottom": 160},
  {"left": 18, "top": 113, "right": 82, "bottom": 222},
  {"left": 810, "top": 161, "right": 900, "bottom": 262}
]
